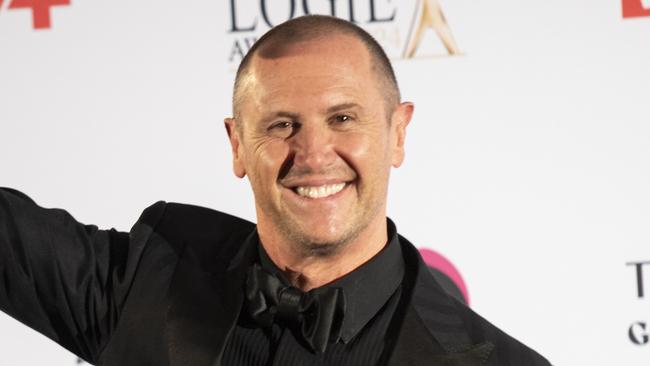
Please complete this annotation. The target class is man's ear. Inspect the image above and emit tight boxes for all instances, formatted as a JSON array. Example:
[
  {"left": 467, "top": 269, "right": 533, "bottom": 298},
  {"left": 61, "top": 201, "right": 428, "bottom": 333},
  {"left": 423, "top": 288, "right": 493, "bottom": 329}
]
[
  {"left": 224, "top": 118, "right": 246, "bottom": 178},
  {"left": 390, "top": 102, "right": 414, "bottom": 168}
]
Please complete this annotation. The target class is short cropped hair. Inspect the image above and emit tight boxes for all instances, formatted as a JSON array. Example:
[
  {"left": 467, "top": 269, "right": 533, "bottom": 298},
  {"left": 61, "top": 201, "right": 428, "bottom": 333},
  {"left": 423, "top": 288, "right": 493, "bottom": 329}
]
[{"left": 232, "top": 15, "right": 401, "bottom": 119}]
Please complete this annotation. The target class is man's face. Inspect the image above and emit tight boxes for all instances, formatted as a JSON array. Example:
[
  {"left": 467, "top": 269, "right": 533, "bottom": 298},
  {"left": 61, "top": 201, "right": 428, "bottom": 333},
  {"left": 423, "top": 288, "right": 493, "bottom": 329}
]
[{"left": 226, "top": 34, "right": 412, "bottom": 253}]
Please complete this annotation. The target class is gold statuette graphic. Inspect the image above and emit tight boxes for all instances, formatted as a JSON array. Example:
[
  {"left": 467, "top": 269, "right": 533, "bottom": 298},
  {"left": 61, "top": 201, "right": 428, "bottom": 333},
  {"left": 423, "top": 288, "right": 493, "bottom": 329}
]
[{"left": 403, "top": 0, "right": 460, "bottom": 58}]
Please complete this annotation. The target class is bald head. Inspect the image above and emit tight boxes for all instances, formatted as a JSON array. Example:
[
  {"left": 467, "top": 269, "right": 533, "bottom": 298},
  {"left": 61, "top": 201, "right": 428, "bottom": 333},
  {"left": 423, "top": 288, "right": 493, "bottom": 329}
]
[{"left": 232, "top": 15, "right": 400, "bottom": 120}]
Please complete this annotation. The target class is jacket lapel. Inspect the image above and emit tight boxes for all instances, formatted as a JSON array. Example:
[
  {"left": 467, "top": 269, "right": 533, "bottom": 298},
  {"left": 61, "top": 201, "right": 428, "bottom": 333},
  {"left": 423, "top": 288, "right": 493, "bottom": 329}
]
[
  {"left": 388, "top": 312, "right": 494, "bottom": 366},
  {"left": 387, "top": 236, "right": 494, "bottom": 366},
  {"left": 165, "top": 230, "right": 257, "bottom": 366}
]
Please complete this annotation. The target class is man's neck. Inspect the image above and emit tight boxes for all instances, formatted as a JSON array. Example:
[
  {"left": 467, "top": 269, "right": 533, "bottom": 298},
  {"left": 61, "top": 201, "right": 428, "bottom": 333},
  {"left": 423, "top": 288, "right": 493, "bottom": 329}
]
[{"left": 258, "top": 216, "right": 388, "bottom": 291}]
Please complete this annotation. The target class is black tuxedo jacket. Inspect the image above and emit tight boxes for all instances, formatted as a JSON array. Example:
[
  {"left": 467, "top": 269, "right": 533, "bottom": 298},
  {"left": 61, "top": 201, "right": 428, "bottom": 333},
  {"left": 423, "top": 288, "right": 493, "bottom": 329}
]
[{"left": 0, "top": 188, "right": 550, "bottom": 365}]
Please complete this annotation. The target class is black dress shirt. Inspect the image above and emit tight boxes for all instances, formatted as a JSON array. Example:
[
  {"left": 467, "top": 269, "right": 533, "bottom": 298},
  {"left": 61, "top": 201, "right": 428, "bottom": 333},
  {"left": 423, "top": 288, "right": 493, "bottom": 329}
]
[{"left": 221, "top": 220, "right": 405, "bottom": 366}]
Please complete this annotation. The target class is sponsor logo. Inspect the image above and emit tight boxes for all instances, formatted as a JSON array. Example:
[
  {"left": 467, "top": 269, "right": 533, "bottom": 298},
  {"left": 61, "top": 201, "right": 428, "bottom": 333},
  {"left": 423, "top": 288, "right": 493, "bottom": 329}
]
[
  {"left": 627, "top": 261, "right": 650, "bottom": 299},
  {"left": 419, "top": 248, "right": 469, "bottom": 304},
  {"left": 0, "top": 0, "right": 70, "bottom": 29},
  {"left": 626, "top": 260, "right": 650, "bottom": 345},
  {"left": 629, "top": 322, "right": 649, "bottom": 345},
  {"left": 227, "top": 0, "right": 461, "bottom": 64},
  {"left": 622, "top": 0, "right": 650, "bottom": 18}
]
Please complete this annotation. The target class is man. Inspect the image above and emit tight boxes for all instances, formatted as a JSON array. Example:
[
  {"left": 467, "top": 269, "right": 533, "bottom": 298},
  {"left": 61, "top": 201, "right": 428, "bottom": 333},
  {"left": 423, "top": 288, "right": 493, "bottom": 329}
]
[{"left": 0, "top": 15, "right": 551, "bottom": 365}]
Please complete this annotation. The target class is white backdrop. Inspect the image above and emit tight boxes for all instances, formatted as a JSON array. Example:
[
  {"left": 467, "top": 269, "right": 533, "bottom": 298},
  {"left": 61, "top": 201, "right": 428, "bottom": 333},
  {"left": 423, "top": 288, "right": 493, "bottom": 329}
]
[{"left": 1, "top": 0, "right": 650, "bottom": 364}]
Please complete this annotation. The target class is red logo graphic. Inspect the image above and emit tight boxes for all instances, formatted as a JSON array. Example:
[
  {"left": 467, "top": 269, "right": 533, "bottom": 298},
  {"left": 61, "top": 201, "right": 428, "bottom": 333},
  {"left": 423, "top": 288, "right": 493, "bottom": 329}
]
[
  {"left": 623, "top": 0, "right": 650, "bottom": 18},
  {"left": 3, "top": 0, "right": 70, "bottom": 29}
]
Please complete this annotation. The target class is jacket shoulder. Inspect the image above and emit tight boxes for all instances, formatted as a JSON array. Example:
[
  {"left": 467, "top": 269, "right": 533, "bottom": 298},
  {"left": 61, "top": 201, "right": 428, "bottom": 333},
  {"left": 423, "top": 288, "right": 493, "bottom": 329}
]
[
  {"left": 398, "top": 235, "right": 551, "bottom": 365},
  {"left": 136, "top": 201, "right": 255, "bottom": 260}
]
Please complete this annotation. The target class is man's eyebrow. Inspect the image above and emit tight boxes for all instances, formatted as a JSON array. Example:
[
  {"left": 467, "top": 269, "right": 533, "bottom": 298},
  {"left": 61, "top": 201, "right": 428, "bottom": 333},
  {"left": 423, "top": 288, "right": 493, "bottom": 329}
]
[
  {"left": 262, "top": 104, "right": 360, "bottom": 120},
  {"left": 326, "top": 103, "right": 361, "bottom": 114},
  {"left": 264, "top": 111, "right": 300, "bottom": 120}
]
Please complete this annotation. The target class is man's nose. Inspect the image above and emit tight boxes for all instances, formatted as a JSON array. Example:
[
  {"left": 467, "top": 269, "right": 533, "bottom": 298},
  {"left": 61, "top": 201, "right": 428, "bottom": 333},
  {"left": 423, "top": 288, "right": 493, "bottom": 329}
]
[{"left": 290, "top": 123, "right": 336, "bottom": 171}]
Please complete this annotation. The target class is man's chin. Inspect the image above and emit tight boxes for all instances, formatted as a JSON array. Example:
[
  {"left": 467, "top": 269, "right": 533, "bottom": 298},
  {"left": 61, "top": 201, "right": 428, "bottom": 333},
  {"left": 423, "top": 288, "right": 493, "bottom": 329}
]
[
  {"left": 299, "top": 240, "right": 347, "bottom": 257},
  {"left": 285, "top": 228, "right": 353, "bottom": 257},
  {"left": 270, "top": 213, "right": 363, "bottom": 257}
]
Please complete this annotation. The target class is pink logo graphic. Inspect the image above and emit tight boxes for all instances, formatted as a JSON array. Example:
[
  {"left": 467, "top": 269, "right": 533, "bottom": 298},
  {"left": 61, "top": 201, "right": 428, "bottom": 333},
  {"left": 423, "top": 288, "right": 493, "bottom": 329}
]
[
  {"left": 622, "top": 0, "right": 650, "bottom": 18},
  {"left": 419, "top": 248, "right": 470, "bottom": 305},
  {"left": 4, "top": 0, "right": 70, "bottom": 29}
]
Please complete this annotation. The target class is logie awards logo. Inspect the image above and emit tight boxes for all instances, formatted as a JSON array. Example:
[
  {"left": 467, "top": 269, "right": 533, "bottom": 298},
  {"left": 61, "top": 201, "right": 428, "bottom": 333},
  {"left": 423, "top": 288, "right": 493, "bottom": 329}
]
[{"left": 227, "top": 0, "right": 462, "bottom": 64}]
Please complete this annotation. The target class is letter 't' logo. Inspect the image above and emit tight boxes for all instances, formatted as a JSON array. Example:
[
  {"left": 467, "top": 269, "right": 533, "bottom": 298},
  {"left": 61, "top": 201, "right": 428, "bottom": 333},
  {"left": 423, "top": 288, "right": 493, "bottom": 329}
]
[
  {"left": 8, "top": 0, "right": 70, "bottom": 29},
  {"left": 622, "top": 0, "right": 650, "bottom": 18}
]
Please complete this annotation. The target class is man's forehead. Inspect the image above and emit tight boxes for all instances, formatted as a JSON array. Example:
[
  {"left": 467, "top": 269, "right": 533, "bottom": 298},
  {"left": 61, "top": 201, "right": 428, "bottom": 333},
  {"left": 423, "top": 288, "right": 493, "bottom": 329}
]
[
  {"left": 256, "top": 32, "right": 365, "bottom": 58},
  {"left": 232, "top": 32, "right": 389, "bottom": 120},
  {"left": 249, "top": 33, "right": 372, "bottom": 75}
]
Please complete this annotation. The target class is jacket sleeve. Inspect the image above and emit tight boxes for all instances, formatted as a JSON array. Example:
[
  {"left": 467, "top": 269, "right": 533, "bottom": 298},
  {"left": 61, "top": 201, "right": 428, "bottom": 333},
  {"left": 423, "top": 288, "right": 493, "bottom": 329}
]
[{"left": 0, "top": 187, "right": 165, "bottom": 363}]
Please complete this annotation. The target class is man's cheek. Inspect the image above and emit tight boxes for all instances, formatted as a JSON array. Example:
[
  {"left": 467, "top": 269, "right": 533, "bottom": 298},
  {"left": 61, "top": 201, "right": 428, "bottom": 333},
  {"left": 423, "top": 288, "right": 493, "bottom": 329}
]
[
  {"left": 347, "top": 136, "right": 389, "bottom": 175},
  {"left": 259, "top": 142, "right": 290, "bottom": 169}
]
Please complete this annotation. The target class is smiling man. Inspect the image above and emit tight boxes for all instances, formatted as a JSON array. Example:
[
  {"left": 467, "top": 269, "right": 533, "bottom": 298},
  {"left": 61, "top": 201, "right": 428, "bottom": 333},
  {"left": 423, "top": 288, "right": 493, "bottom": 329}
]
[
  {"left": 224, "top": 18, "right": 411, "bottom": 292},
  {"left": 0, "top": 15, "right": 550, "bottom": 366}
]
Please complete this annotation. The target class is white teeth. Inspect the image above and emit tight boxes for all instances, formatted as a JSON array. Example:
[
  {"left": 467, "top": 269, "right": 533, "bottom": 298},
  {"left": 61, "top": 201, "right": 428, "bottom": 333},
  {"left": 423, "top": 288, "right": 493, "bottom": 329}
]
[{"left": 296, "top": 183, "right": 346, "bottom": 199}]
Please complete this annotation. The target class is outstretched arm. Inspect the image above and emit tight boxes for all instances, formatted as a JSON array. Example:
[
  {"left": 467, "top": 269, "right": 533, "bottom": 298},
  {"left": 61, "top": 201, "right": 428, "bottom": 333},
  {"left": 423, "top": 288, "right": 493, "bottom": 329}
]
[{"left": 0, "top": 188, "right": 155, "bottom": 363}]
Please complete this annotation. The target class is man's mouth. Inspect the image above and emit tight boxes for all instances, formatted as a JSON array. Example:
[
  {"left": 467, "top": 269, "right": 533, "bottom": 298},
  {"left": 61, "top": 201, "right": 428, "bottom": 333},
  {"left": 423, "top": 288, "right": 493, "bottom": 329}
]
[{"left": 294, "top": 182, "right": 347, "bottom": 199}]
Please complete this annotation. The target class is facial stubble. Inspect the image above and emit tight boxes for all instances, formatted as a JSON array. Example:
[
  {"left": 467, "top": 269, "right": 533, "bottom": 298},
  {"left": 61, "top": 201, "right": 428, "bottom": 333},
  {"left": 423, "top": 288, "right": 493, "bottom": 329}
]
[{"left": 271, "top": 184, "right": 385, "bottom": 259}]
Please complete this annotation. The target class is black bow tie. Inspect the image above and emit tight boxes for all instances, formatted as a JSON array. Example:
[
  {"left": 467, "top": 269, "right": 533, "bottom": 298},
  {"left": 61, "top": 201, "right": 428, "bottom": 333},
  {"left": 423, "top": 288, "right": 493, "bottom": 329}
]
[{"left": 244, "top": 263, "right": 346, "bottom": 353}]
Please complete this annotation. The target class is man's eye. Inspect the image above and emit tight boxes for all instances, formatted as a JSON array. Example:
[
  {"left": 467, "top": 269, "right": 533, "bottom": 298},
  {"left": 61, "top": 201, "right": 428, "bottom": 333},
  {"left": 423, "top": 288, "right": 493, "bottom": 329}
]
[
  {"left": 333, "top": 115, "right": 351, "bottom": 123},
  {"left": 270, "top": 121, "right": 293, "bottom": 130},
  {"left": 267, "top": 121, "right": 297, "bottom": 138}
]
